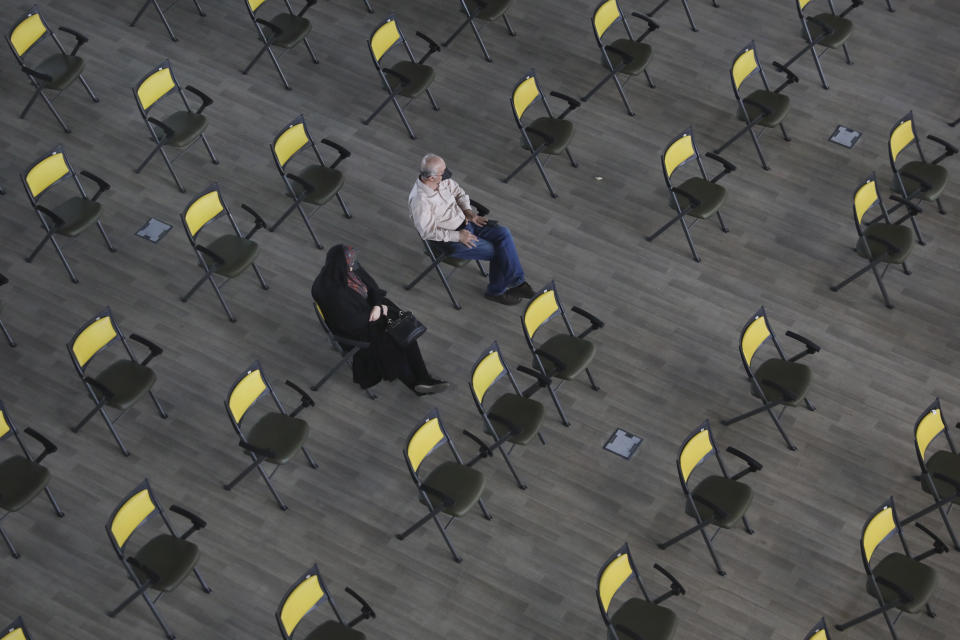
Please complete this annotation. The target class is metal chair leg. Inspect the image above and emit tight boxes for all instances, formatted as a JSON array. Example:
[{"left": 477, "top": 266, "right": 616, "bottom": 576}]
[
  {"left": 499, "top": 447, "right": 527, "bottom": 489},
  {"left": 43, "top": 486, "right": 64, "bottom": 517},
  {"left": 0, "top": 318, "right": 15, "bottom": 347},
  {"left": 0, "top": 524, "right": 20, "bottom": 558}
]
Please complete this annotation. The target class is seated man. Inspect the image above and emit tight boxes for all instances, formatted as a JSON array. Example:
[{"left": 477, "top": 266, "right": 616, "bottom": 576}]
[{"left": 408, "top": 154, "right": 533, "bottom": 305}]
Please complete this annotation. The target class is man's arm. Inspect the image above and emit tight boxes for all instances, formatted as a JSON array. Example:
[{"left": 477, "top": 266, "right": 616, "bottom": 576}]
[
  {"left": 449, "top": 179, "right": 485, "bottom": 226},
  {"left": 409, "top": 186, "right": 461, "bottom": 242}
]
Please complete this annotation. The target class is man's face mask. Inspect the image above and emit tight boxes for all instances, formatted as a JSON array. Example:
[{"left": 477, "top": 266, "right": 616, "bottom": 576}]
[{"left": 441, "top": 168, "right": 452, "bottom": 180}]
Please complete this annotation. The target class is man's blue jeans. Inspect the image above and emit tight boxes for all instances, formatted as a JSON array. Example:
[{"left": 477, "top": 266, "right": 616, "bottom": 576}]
[{"left": 445, "top": 222, "right": 525, "bottom": 296}]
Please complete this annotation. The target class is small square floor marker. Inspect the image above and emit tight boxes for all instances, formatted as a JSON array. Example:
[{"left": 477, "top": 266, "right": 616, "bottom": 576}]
[
  {"left": 829, "top": 125, "right": 862, "bottom": 149},
  {"left": 136, "top": 218, "right": 172, "bottom": 243},
  {"left": 604, "top": 428, "right": 643, "bottom": 460}
]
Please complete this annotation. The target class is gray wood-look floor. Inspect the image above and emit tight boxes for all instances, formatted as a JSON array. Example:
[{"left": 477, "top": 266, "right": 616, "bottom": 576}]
[{"left": 1, "top": 0, "right": 959, "bottom": 638}]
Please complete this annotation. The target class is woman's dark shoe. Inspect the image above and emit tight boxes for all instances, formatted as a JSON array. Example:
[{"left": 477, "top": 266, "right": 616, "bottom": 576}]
[
  {"left": 414, "top": 379, "right": 449, "bottom": 395},
  {"left": 507, "top": 281, "right": 535, "bottom": 298}
]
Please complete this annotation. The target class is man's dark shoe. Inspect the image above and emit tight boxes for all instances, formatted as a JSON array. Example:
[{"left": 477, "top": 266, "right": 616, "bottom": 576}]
[
  {"left": 414, "top": 380, "right": 449, "bottom": 396},
  {"left": 507, "top": 281, "right": 535, "bottom": 298},
  {"left": 485, "top": 291, "right": 522, "bottom": 305}
]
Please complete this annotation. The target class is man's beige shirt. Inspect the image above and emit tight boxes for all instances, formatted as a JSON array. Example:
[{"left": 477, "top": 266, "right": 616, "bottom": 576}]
[{"left": 408, "top": 177, "right": 472, "bottom": 242}]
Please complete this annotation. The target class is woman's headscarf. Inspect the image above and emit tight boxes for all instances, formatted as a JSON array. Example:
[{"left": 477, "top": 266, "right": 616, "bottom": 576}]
[{"left": 320, "top": 244, "right": 367, "bottom": 297}]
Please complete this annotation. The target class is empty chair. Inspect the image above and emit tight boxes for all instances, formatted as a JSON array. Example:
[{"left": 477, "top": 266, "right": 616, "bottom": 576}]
[
  {"left": 804, "top": 618, "right": 833, "bottom": 640},
  {"left": 242, "top": 0, "right": 320, "bottom": 90},
  {"left": 131, "top": 0, "right": 205, "bottom": 42},
  {"left": 0, "top": 274, "right": 13, "bottom": 347},
  {"left": 911, "top": 398, "right": 960, "bottom": 551},
  {"left": 790, "top": 0, "right": 861, "bottom": 89},
  {"left": 442, "top": 0, "right": 516, "bottom": 62},
  {"left": 276, "top": 564, "right": 375, "bottom": 639},
  {"left": 645, "top": 0, "right": 702, "bottom": 31}
]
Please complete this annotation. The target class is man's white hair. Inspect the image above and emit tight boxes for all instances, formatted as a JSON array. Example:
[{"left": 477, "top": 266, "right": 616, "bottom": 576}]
[{"left": 420, "top": 154, "right": 444, "bottom": 177}]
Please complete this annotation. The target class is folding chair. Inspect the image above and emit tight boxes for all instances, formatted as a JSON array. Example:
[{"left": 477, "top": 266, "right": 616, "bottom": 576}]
[
  {"left": 7, "top": 6, "right": 98, "bottom": 133},
  {"left": 2, "top": 618, "right": 36, "bottom": 640},
  {"left": 721, "top": 307, "right": 820, "bottom": 451},
  {"left": 468, "top": 341, "right": 549, "bottom": 490},
  {"left": 521, "top": 281, "right": 603, "bottom": 426},
  {"left": 911, "top": 398, "right": 960, "bottom": 551},
  {"left": 404, "top": 199, "right": 489, "bottom": 310},
  {"left": 310, "top": 302, "right": 377, "bottom": 399},
  {"left": 0, "top": 397, "right": 63, "bottom": 559},
  {"left": 242, "top": 0, "right": 320, "bottom": 90},
  {"left": 396, "top": 408, "right": 492, "bottom": 563},
  {"left": 713, "top": 41, "right": 798, "bottom": 170},
  {"left": 782, "top": 0, "right": 861, "bottom": 90},
  {"left": 834, "top": 497, "right": 947, "bottom": 639},
  {"left": 130, "top": 0, "right": 205, "bottom": 42},
  {"left": 645, "top": 0, "right": 702, "bottom": 31},
  {"left": 804, "top": 617, "right": 832, "bottom": 640},
  {"left": 21, "top": 145, "right": 114, "bottom": 283},
  {"left": 888, "top": 111, "right": 956, "bottom": 244},
  {"left": 645, "top": 127, "right": 736, "bottom": 262},
  {"left": 180, "top": 184, "right": 269, "bottom": 322},
  {"left": 503, "top": 71, "right": 580, "bottom": 198},
  {"left": 830, "top": 174, "right": 918, "bottom": 309},
  {"left": 106, "top": 479, "right": 211, "bottom": 640},
  {"left": 0, "top": 274, "right": 13, "bottom": 347},
  {"left": 223, "top": 361, "right": 318, "bottom": 511},
  {"left": 657, "top": 420, "right": 763, "bottom": 576},
  {"left": 270, "top": 115, "right": 351, "bottom": 249},
  {"left": 133, "top": 60, "right": 218, "bottom": 193},
  {"left": 67, "top": 308, "right": 167, "bottom": 457},
  {"left": 596, "top": 543, "right": 686, "bottom": 640},
  {"left": 442, "top": 0, "right": 516, "bottom": 62},
  {"left": 363, "top": 16, "right": 441, "bottom": 139},
  {"left": 276, "top": 564, "right": 375, "bottom": 639},
  {"left": 582, "top": 0, "right": 659, "bottom": 117}
]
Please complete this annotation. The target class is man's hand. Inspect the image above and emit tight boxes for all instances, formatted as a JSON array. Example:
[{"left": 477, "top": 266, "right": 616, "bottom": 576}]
[
  {"left": 458, "top": 228, "right": 478, "bottom": 248},
  {"left": 467, "top": 209, "right": 487, "bottom": 227},
  {"left": 369, "top": 306, "right": 382, "bottom": 322}
]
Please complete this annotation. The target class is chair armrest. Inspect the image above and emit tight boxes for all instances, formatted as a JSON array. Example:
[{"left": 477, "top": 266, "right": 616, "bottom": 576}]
[
  {"left": 344, "top": 586, "right": 377, "bottom": 623},
  {"left": 320, "top": 138, "right": 351, "bottom": 170},
  {"left": 839, "top": 0, "right": 864, "bottom": 17},
  {"left": 239, "top": 204, "right": 267, "bottom": 239},
  {"left": 572, "top": 305, "right": 604, "bottom": 339},
  {"left": 470, "top": 199, "right": 490, "bottom": 217},
  {"left": 286, "top": 173, "right": 315, "bottom": 198},
  {"left": 184, "top": 85, "right": 213, "bottom": 115},
  {"left": 900, "top": 169, "right": 932, "bottom": 192},
  {"left": 549, "top": 90, "right": 581, "bottom": 119},
  {"left": 524, "top": 126, "right": 555, "bottom": 147},
  {"left": 284, "top": 379, "right": 315, "bottom": 417},
  {"left": 771, "top": 61, "right": 800, "bottom": 92},
  {"left": 534, "top": 348, "right": 566, "bottom": 373},
  {"left": 415, "top": 31, "right": 441, "bottom": 64},
  {"left": 487, "top": 412, "right": 523, "bottom": 438},
  {"left": 129, "top": 333, "right": 163, "bottom": 366},
  {"left": 516, "top": 365, "right": 551, "bottom": 388},
  {"left": 36, "top": 205, "right": 65, "bottom": 228},
  {"left": 239, "top": 439, "right": 275, "bottom": 459},
  {"left": 671, "top": 185, "right": 701, "bottom": 209},
  {"left": 888, "top": 194, "right": 922, "bottom": 215},
  {"left": 20, "top": 66, "right": 52, "bottom": 82},
  {"left": 914, "top": 522, "right": 949, "bottom": 557},
  {"left": 147, "top": 117, "right": 175, "bottom": 140},
  {"left": 726, "top": 446, "right": 763, "bottom": 479},
  {"left": 651, "top": 563, "right": 685, "bottom": 603},
  {"left": 927, "top": 134, "right": 958, "bottom": 165},
  {"left": 196, "top": 244, "right": 225, "bottom": 266},
  {"left": 704, "top": 151, "right": 737, "bottom": 182},
  {"left": 169, "top": 504, "right": 207, "bottom": 540},
  {"left": 58, "top": 27, "right": 88, "bottom": 56},
  {"left": 603, "top": 44, "right": 634, "bottom": 69},
  {"left": 421, "top": 483, "right": 455, "bottom": 507},
  {"left": 742, "top": 97, "right": 773, "bottom": 118},
  {"left": 297, "top": 0, "right": 318, "bottom": 18},
  {"left": 127, "top": 557, "right": 160, "bottom": 584},
  {"left": 84, "top": 376, "right": 114, "bottom": 400},
  {"left": 256, "top": 18, "right": 282, "bottom": 37},
  {"left": 629, "top": 11, "right": 659, "bottom": 40},
  {"left": 692, "top": 493, "right": 728, "bottom": 521},
  {"left": 24, "top": 427, "right": 58, "bottom": 464},
  {"left": 79, "top": 170, "right": 111, "bottom": 201},
  {"left": 785, "top": 330, "right": 820, "bottom": 360},
  {"left": 461, "top": 429, "right": 493, "bottom": 460}
]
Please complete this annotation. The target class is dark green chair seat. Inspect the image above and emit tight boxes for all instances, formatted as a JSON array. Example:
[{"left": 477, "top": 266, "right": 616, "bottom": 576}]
[
  {"left": 672, "top": 178, "right": 727, "bottom": 219},
  {"left": 487, "top": 394, "right": 544, "bottom": 445},
  {"left": 159, "top": 111, "right": 208, "bottom": 148},
  {"left": 386, "top": 61, "right": 435, "bottom": 98},
  {"left": 422, "top": 461, "right": 485, "bottom": 517},
  {"left": 466, "top": 0, "right": 512, "bottom": 20},
  {"left": 0, "top": 456, "right": 50, "bottom": 512},
  {"left": 265, "top": 13, "right": 312, "bottom": 48},
  {"left": 686, "top": 474, "right": 752, "bottom": 527},
  {"left": 52, "top": 197, "right": 102, "bottom": 236},
  {"left": 35, "top": 54, "right": 85, "bottom": 90},
  {"left": 866, "top": 552, "right": 937, "bottom": 613},
  {"left": 805, "top": 14, "right": 853, "bottom": 48},
  {"left": 522, "top": 117, "right": 575, "bottom": 154},
  {"left": 204, "top": 235, "right": 260, "bottom": 278},
  {"left": 737, "top": 90, "right": 790, "bottom": 127},
  {"left": 752, "top": 359, "right": 811, "bottom": 406},
  {"left": 94, "top": 360, "right": 157, "bottom": 411},
  {"left": 922, "top": 450, "right": 960, "bottom": 501},
  {"left": 246, "top": 413, "right": 309, "bottom": 464},
  {"left": 304, "top": 620, "right": 366, "bottom": 640},
  {"left": 535, "top": 334, "right": 596, "bottom": 380},
  {"left": 900, "top": 161, "right": 948, "bottom": 201},
  {"left": 132, "top": 534, "right": 200, "bottom": 591},
  {"left": 609, "top": 597, "right": 678, "bottom": 640},
  {"left": 604, "top": 39, "right": 653, "bottom": 75},
  {"left": 291, "top": 165, "right": 345, "bottom": 205},
  {"left": 856, "top": 223, "right": 915, "bottom": 264}
]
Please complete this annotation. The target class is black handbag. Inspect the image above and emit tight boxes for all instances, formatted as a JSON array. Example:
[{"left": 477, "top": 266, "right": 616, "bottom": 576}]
[{"left": 385, "top": 310, "right": 426, "bottom": 347}]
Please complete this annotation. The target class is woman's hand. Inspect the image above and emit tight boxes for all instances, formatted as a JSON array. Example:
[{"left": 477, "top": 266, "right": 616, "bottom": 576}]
[
  {"left": 368, "top": 306, "right": 382, "bottom": 322},
  {"left": 381, "top": 304, "right": 389, "bottom": 317}
]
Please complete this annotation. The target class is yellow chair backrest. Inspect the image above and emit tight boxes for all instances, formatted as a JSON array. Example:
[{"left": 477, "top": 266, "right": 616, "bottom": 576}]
[
  {"left": 407, "top": 416, "right": 445, "bottom": 473},
  {"left": 663, "top": 133, "right": 695, "bottom": 178},
  {"left": 71, "top": 315, "right": 117, "bottom": 368},
  {"left": 862, "top": 504, "right": 895, "bottom": 563},
  {"left": 1, "top": 624, "right": 27, "bottom": 640},
  {"left": 472, "top": 349, "right": 505, "bottom": 405},
  {"left": 228, "top": 367, "right": 267, "bottom": 424},
  {"left": 740, "top": 313, "right": 770, "bottom": 367},
  {"left": 274, "top": 121, "right": 310, "bottom": 169},
  {"left": 597, "top": 551, "right": 632, "bottom": 614},
  {"left": 889, "top": 116, "right": 915, "bottom": 163},
  {"left": 853, "top": 177, "right": 879, "bottom": 224},
  {"left": 248, "top": 0, "right": 269, "bottom": 11},
  {"left": 137, "top": 64, "right": 176, "bottom": 111},
  {"left": 0, "top": 407, "right": 11, "bottom": 440},
  {"left": 915, "top": 403, "right": 946, "bottom": 462},
  {"left": 513, "top": 75, "right": 541, "bottom": 121},
  {"left": 732, "top": 46, "right": 758, "bottom": 90},
  {"left": 806, "top": 627, "right": 828, "bottom": 640},
  {"left": 593, "top": 0, "right": 622, "bottom": 39},
  {"left": 797, "top": 0, "right": 814, "bottom": 10},
  {"left": 10, "top": 11, "right": 46, "bottom": 57},
  {"left": 184, "top": 188, "right": 225, "bottom": 238},
  {"left": 279, "top": 572, "right": 324, "bottom": 637},
  {"left": 25, "top": 150, "right": 70, "bottom": 199},
  {"left": 370, "top": 18, "right": 401, "bottom": 62},
  {"left": 679, "top": 427, "right": 714, "bottom": 482},
  {"left": 109, "top": 487, "right": 157, "bottom": 549},
  {"left": 523, "top": 288, "right": 558, "bottom": 340}
]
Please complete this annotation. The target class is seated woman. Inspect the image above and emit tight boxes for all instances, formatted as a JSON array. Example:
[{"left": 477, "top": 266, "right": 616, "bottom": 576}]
[{"left": 311, "top": 245, "right": 448, "bottom": 395}]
